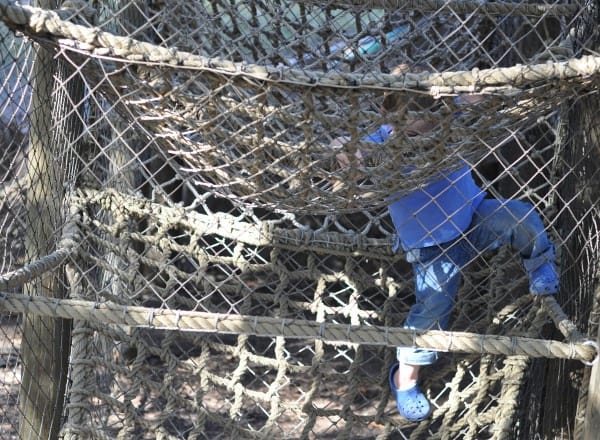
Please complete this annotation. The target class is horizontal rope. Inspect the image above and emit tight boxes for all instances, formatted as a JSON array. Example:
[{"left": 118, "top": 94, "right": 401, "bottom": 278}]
[
  {"left": 0, "top": 291, "right": 595, "bottom": 363},
  {"left": 297, "top": 0, "right": 580, "bottom": 17},
  {"left": 72, "top": 188, "right": 396, "bottom": 259},
  {"left": 0, "top": 0, "right": 598, "bottom": 93}
]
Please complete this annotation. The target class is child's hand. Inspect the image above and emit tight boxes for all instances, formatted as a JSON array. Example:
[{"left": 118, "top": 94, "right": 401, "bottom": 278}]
[
  {"left": 330, "top": 136, "right": 365, "bottom": 168},
  {"left": 336, "top": 149, "right": 365, "bottom": 169},
  {"left": 330, "top": 136, "right": 350, "bottom": 149},
  {"left": 327, "top": 136, "right": 368, "bottom": 193}
]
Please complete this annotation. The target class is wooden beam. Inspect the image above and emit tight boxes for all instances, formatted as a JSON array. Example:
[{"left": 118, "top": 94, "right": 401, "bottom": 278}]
[{"left": 18, "top": 2, "right": 85, "bottom": 438}]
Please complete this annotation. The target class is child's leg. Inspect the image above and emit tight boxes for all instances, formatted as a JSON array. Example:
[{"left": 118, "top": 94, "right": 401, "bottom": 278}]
[
  {"left": 391, "top": 244, "right": 469, "bottom": 420},
  {"left": 468, "top": 199, "right": 559, "bottom": 294},
  {"left": 403, "top": 244, "right": 467, "bottom": 338},
  {"left": 396, "top": 244, "right": 467, "bottom": 374}
]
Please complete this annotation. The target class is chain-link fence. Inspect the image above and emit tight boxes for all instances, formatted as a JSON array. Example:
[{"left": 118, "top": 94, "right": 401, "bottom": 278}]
[{"left": 0, "top": 0, "right": 599, "bottom": 438}]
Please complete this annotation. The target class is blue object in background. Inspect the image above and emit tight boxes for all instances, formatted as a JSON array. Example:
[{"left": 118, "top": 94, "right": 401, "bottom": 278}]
[
  {"left": 285, "top": 24, "right": 410, "bottom": 68},
  {"left": 342, "top": 25, "right": 410, "bottom": 61}
]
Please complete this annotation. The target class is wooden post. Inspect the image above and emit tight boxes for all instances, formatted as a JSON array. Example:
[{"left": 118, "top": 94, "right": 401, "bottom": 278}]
[{"left": 18, "top": 1, "right": 85, "bottom": 438}]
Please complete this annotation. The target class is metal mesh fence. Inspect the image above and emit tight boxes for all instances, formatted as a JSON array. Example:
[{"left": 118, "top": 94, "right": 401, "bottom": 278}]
[{"left": 0, "top": 0, "right": 599, "bottom": 438}]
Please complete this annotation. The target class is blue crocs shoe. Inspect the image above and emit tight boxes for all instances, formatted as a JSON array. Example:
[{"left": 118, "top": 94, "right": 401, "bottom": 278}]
[
  {"left": 529, "top": 261, "right": 559, "bottom": 295},
  {"left": 389, "top": 363, "right": 431, "bottom": 422}
]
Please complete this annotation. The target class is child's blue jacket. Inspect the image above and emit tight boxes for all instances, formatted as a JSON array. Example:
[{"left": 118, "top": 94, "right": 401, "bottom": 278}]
[{"left": 364, "top": 125, "right": 486, "bottom": 252}]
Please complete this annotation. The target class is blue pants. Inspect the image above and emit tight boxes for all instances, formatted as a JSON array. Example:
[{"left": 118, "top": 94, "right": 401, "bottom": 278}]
[{"left": 397, "top": 198, "right": 556, "bottom": 365}]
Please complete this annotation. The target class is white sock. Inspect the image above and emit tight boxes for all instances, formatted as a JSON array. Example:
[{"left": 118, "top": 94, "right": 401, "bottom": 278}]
[{"left": 397, "top": 379, "right": 417, "bottom": 391}]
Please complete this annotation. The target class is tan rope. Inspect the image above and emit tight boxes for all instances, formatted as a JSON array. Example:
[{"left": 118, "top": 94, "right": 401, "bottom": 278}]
[
  {"left": 0, "top": 248, "right": 72, "bottom": 290},
  {"left": 72, "top": 188, "right": 396, "bottom": 259},
  {"left": 0, "top": 291, "right": 595, "bottom": 363},
  {"left": 540, "top": 295, "right": 587, "bottom": 343},
  {"left": 55, "top": 38, "right": 600, "bottom": 94},
  {"left": 0, "top": 207, "right": 80, "bottom": 290},
  {"left": 0, "top": 0, "right": 598, "bottom": 94}
]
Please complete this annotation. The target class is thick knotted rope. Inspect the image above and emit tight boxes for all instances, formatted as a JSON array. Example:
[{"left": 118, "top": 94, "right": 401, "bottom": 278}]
[
  {"left": 0, "top": 207, "right": 80, "bottom": 290},
  {"left": 72, "top": 188, "right": 396, "bottom": 259},
  {"left": 0, "top": 291, "right": 595, "bottom": 363},
  {"left": 0, "top": 0, "right": 598, "bottom": 94}
]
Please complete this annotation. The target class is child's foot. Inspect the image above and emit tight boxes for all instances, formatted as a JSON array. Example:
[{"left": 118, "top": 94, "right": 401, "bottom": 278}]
[
  {"left": 529, "top": 261, "right": 559, "bottom": 295},
  {"left": 389, "top": 364, "right": 431, "bottom": 422}
]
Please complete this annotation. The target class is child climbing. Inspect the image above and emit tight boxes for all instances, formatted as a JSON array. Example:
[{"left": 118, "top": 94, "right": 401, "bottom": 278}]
[{"left": 332, "top": 64, "right": 560, "bottom": 422}]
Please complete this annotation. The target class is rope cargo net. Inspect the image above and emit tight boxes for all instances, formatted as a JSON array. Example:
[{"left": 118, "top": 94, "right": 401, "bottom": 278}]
[{"left": 0, "top": 0, "right": 599, "bottom": 439}]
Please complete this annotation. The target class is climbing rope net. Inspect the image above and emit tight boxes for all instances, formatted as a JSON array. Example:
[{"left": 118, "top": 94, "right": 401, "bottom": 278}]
[{"left": 0, "top": 0, "right": 600, "bottom": 438}]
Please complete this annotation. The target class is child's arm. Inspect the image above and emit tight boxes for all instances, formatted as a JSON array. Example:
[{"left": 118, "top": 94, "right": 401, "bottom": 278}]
[{"left": 454, "top": 94, "right": 484, "bottom": 105}]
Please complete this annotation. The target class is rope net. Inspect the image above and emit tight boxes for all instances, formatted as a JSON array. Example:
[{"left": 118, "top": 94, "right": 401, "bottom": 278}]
[{"left": 0, "top": 0, "right": 599, "bottom": 439}]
